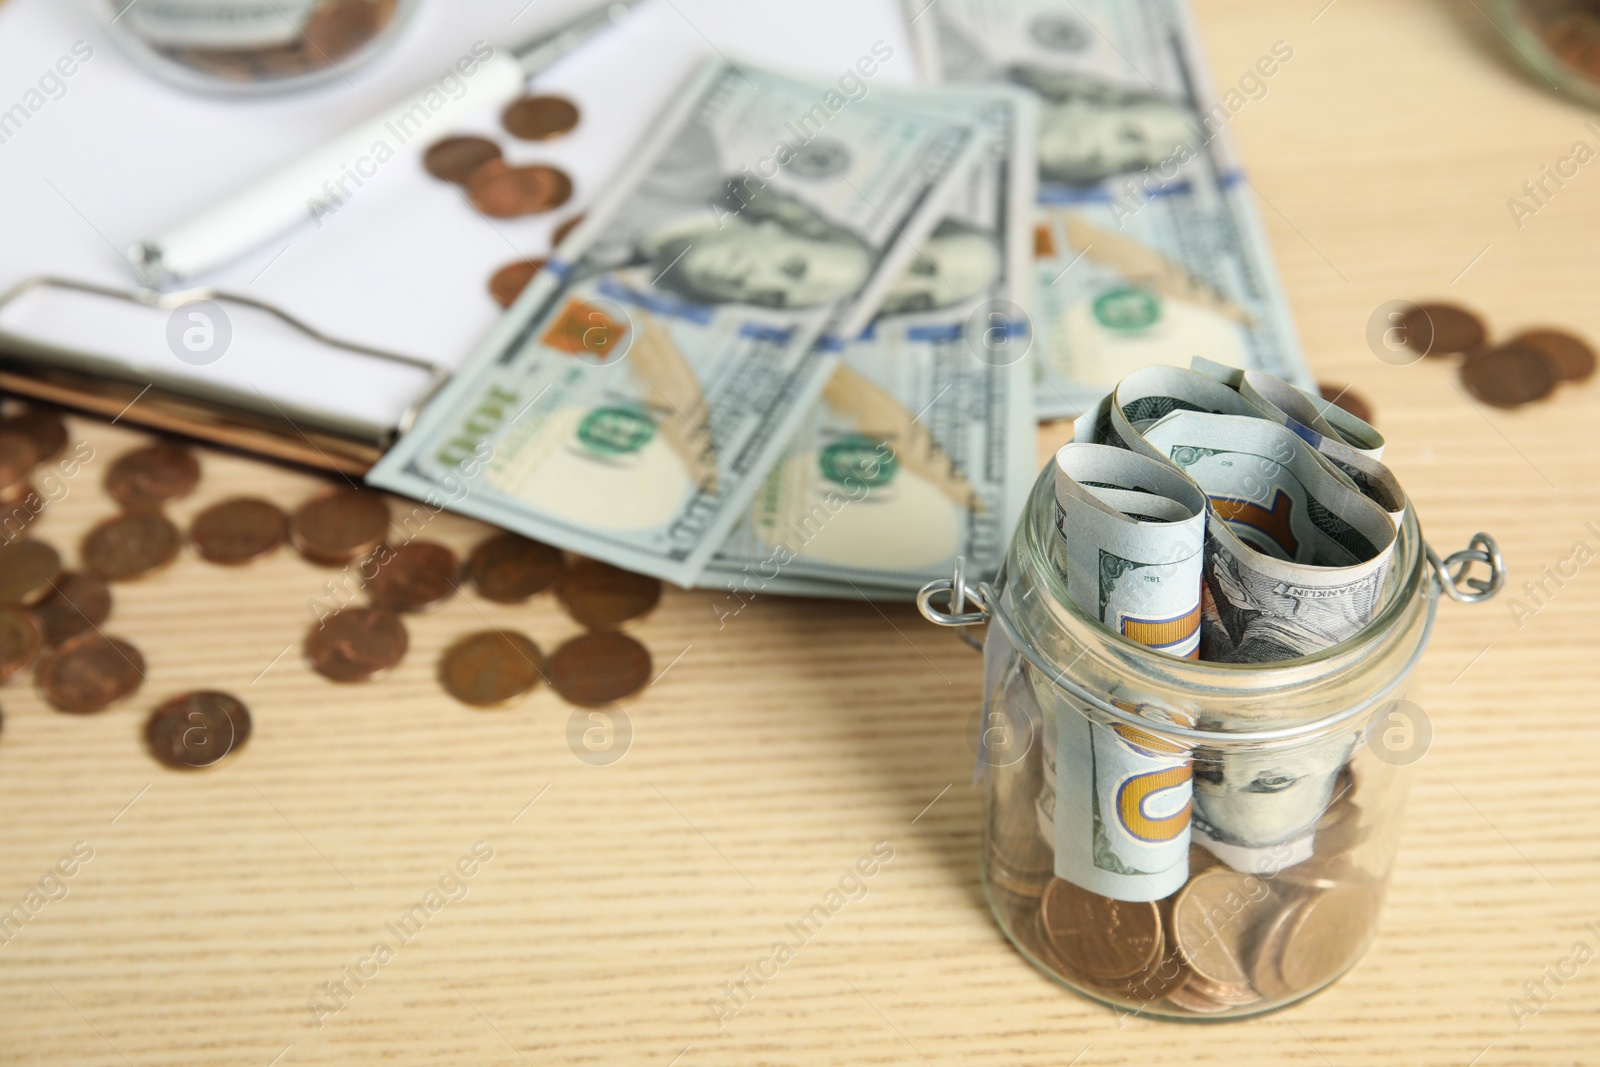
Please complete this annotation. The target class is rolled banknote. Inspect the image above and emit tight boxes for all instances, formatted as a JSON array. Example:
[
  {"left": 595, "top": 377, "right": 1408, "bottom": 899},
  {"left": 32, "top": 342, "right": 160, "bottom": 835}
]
[{"left": 370, "top": 59, "right": 979, "bottom": 585}]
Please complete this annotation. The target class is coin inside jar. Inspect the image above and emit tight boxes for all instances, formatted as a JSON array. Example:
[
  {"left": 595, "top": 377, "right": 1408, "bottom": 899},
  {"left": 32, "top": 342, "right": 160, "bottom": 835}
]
[
  {"left": 423, "top": 135, "right": 504, "bottom": 183},
  {"left": 0, "top": 538, "right": 61, "bottom": 605},
  {"left": 36, "top": 632, "right": 145, "bottom": 713},
  {"left": 105, "top": 443, "right": 201, "bottom": 509},
  {"left": 438, "top": 630, "right": 544, "bottom": 708},
  {"left": 190, "top": 497, "right": 289, "bottom": 565},
  {"left": 1275, "top": 885, "right": 1379, "bottom": 994},
  {"left": 489, "top": 259, "right": 546, "bottom": 308},
  {"left": 1038, "top": 878, "right": 1163, "bottom": 985},
  {"left": 556, "top": 560, "right": 662, "bottom": 628},
  {"left": 0, "top": 409, "right": 67, "bottom": 464},
  {"left": 363, "top": 541, "right": 459, "bottom": 613},
  {"left": 501, "top": 94, "right": 581, "bottom": 141},
  {"left": 1400, "top": 302, "right": 1487, "bottom": 357},
  {"left": 145, "top": 691, "right": 252, "bottom": 769},
  {"left": 1170, "top": 868, "right": 1269, "bottom": 1005},
  {"left": 0, "top": 608, "right": 43, "bottom": 681},
  {"left": 465, "top": 533, "right": 564, "bottom": 602},
  {"left": 82, "top": 512, "right": 183, "bottom": 582},
  {"left": 305, "top": 607, "right": 408, "bottom": 683},
  {"left": 1513, "top": 327, "right": 1596, "bottom": 383},
  {"left": 547, "top": 631, "right": 652, "bottom": 707},
  {"left": 467, "top": 160, "right": 573, "bottom": 217},
  {"left": 290, "top": 488, "right": 390, "bottom": 565},
  {"left": 1460, "top": 342, "right": 1558, "bottom": 408},
  {"left": 31, "top": 572, "right": 112, "bottom": 645}
]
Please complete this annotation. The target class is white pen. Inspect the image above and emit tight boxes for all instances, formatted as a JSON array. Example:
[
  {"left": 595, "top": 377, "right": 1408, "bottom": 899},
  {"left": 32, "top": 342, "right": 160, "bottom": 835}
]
[{"left": 129, "top": 0, "right": 648, "bottom": 288}]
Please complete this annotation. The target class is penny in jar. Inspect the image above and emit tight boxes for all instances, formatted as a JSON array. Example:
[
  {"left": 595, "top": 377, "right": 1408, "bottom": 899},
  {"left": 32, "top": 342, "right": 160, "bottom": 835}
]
[
  {"left": 438, "top": 630, "right": 544, "bottom": 708},
  {"left": 36, "top": 633, "right": 146, "bottom": 713},
  {"left": 290, "top": 488, "right": 390, "bottom": 565},
  {"left": 1037, "top": 878, "right": 1166, "bottom": 993},
  {"left": 81, "top": 512, "right": 183, "bottom": 582},
  {"left": 305, "top": 607, "right": 408, "bottom": 683},
  {"left": 144, "top": 691, "right": 252, "bottom": 770},
  {"left": 190, "top": 497, "right": 289, "bottom": 565}
]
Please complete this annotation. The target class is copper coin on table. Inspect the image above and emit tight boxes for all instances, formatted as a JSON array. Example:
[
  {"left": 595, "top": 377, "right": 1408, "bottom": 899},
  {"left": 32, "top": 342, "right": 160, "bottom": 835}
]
[
  {"left": 0, "top": 409, "right": 67, "bottom": 464},
  {"left": 1400, "top": 302, "right": 1486, "bottom": 357},
  {"left": 1460, "top": 342, "right": 1558, "bottom": 408},
  {"left": 1317, "top": 383, "right": 1374, "bottom": 427},
  {"left": 1170, "top": 869, "right": 1268, "bottom": 1005},
  {"left": 302, "top": 0, "right": 382, "bottom": 62},
  {"left": 305, "top": 606, "right": 408, "bottom": 682},
  {"left": 0, "top": 608, "right": 43, "bottom": 682},
  {"left": 1514, "top": 327, "right": 1597, "bottom": 383},
  {"left": 144, "top": 690, "right": 252, "bottom": 770},
  {"left": 1275, "top": 885, "right": 1379, "bottom": 994},
  {"left": 423, "top": 135, "right": 503, "bottom": 183},
  {"left": 464, "top": 532, "right": 564, "bottom": 602},
  {"left": 547, "top": 631, "right": 651, "bottom": 707},
  {"left": 364, "top": 541, "right": 459, "bottom": 612},
  {"left": 1038, "top": 877, "right": 1164, "bottom": 984},
  {"left": 0, "top": 538, "right": 61, "bottom": 605},
  {"left": 290, "top": 488, "right": 390, "bottom": 565},
  {"left": 488, "top": 259, "right": 546, "bottom": 308},
  {"left": 467, "top": 159, "right": 573, "bottom": 217},
  {"left": 82, "top": 512, "right": 182, "bottom": 582},
  {"left": 190, "top": 497, "right": 288, "bottom": 565},
  {"left": 35, "top": 632, "right": 145, "bottom": 713},
  {"left": 31, "top": 572, "right": 112, "bottom": 646},
  {"left": 105, "top": 442, "right": 201, "bottom": 509},
  {"left": 551, "top": 213, "right": 585, "bottom": 247},
  {"left": 0, "top": 432, "right": 36, "bottom": 491},
  {"left": 438, "top": 630, "right": 544, "bottom": 708},
  {"left": 502, "top": 94, "right": 580, "bottom": 141},
  {"left": 556, "top": 561, "right": 662, "bottom": 628}
]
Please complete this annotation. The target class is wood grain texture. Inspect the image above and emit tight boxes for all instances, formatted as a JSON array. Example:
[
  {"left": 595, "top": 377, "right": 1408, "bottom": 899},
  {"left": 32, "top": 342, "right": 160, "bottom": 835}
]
[{"left": 3, "top": 1, "right": 1600, "bottom": 1063}]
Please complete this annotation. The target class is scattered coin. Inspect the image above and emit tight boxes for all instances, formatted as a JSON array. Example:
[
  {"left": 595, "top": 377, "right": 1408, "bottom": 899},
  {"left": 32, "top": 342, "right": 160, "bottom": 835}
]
[
  {"left": 464, "top": 532, "right": 564, "bottom": 602},
  {"left": 0, "top": 409, "right": 67, "bottom": 464},
  {"left": 144, "top": 690, "right": 252, "bottom": 770},
  {"left": 0, "top": 432, "right": 35, "bottom": 491},
  {"left": 439, "top": 630, "right": 544, "bottom": 708},
  {"left": 423, "top": 135, "right": 504, "bottom": 183},
  {"left": 290, "top": 488, "right": 390, "bottom": 565},
  {"left": 489, "top": 259, "right": 546, "bottom": 308},
  {"left": 364, "top": 541, "right": 459, "bottom": 613},
  {"left": 1170, "top": 869, "right": 1267, "bottom": 1005},
  {"left": 1515, "top": 327, "right": 1596, "bottom": 383},
  {"left": 302, "top": 0, "right": 382, "bottom": 62},
  {"left": 31, "top": 572, "right": 112, "bottom": 646},
  {"left": 305, "top": 606, "right": 408, "bottom": 683},
  {"left": 502, "top": 94, "right": 581, "bottom": 141},
  {"left": 0, "top": 608, "right": 43, "bottom": 681},
  {"left": 1401, "top": 302, "right": 1486, "bottom": 356},
  {"left": 1317, "top": 383, "right": 1374, "bottom": 427},
  {"left": 551, "top": 213, "right": 585, "bottom": 247},
  {"left": 0, "top": 538, "right": 61, "bottom": 605},
  {"left": 191, "top": 497, "right": 289, "bottom": 565},
  {"left": 556, "top": 560, "right": 661, "bottom": 628},
  {"left": 105, "top": 442, "right": 201, "bottom": 509},
  {"left": 467, "top": 160, "right": 573, "bottom": 217},
  {"left": 1460, "top": 341, "right": 1558, "bottom": 408},
  {"left": 1038, "top": 877, "right": 1162, "bottom": 985},
  {"left": 36, "top": 632, "right": 145, "bottom": 713},
  {"left": 82, "top": 512, "right": 183, "bottom": 582},
  {"left": 547, "top": 631, "right": 652, "bottom": 707},
  {"left": 1275, "top": 885, "right": 1378, "bottom": 994}
]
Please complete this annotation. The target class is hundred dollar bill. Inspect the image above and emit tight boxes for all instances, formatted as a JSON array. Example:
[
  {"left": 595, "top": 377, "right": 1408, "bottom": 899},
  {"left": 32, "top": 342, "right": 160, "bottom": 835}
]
[
  {"left": 698, "top": 88, "right": 1037, "bottom": 599},
  {"left": 906, "top": 0, "right": 1315, "bottom": 418},
  {"left": 369, "top": 60, "right": 979, "bottom": 585}
]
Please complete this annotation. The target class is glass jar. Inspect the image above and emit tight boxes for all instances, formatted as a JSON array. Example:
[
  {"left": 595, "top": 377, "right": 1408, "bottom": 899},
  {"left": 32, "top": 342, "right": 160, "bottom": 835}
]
[
  {"left": 1490, "top": 0, "right": 1600, "bottom": 109},
  {"left": 92, "top": 0, "right": 422, "bottom": 95},
  {"left": 922, "top": 468, "right": 1502, "bottom": 1020}
]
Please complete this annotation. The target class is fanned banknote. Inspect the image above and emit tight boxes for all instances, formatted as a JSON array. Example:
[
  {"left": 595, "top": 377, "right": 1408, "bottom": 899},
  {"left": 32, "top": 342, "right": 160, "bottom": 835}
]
[
  {"left": 699, "top": 88, "right": 1037, "bottom": 598},
  {"left": 370, "top": 60, "right": 979, "bottom": 585},
  {"left": 906, "top": 0, "right": 1315, "bottom": 417}
]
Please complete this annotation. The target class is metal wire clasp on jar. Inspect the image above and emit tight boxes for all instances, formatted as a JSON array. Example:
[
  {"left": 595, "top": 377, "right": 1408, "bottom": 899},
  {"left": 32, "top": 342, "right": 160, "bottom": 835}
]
[{"left": 918, "top": 472, "right": 1504, "bottom": 1020}]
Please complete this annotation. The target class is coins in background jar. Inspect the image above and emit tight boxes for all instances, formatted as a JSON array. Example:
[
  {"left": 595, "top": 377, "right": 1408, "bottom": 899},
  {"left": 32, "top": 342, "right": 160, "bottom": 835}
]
[
  {"left": 0, "top": 538, "right": 61, "bottom": 605},
  {"left": 1275, "top": 885, "right": 1379, "bottom": 994},
  {"left": 548, "top": 631, "right": 652, "bottom": 707},
  {"left": 32, "top": 572, "right": 112, "bottom": 646},
  {"left": 1317, "top": 383, "right": 1374, "bottom": 427},
  {"left": 363, "top": 541, "right": 459, "bottom": 613},
  {"left": 1514, "top": 328, "right": 1597, "bottom": 383},
  {"left": 465, "top": 533, "right": 564, "bottom": 602},
  {"left": 145, "top": 691, "right": 252, "bottom": 769},
  {"left": 439, "top": 630, "right": 544, "bottom": 707},
  {"left": 105, "top": 443, "right": 201, "bottom": 509},
  {"left": 556, "top": 561, "right": 661, "bottom": 628},
  {"left": 1460, "top": 342, "right": 1558, "bottom": 408},
  {"left": 191, "top": 497, "right": 288, "bottom": 565},
  {"left": 489, "top": 259, "right": 546, "bottom": 308},
  {"left": 1170, "top": 869, "right": 1268, "bottom": 1006},
  {"left": 305, "top": 607, "right": 408, "bottom": 682},
  {"left": 1400, "top": 302, "right": 1486, "bottom": 357},
  {"left": 0, "top": 409, "right": 67, "bottom": 464},
  {"left": 467, "top": 160, "right": 573, "bottom": 217},
  {"left": 0, "top": 608, "right": 43, "bottom": 681},
  {"left": 423, "top": 135, "right": 503, "bottom": 183},
  {"left": 1038, "top": 878, "right": 1162, "bottom": 984},
  {"left": 502, "top": 94, "right": 580, "bottom": 141},
  {"left": 290, "top": 488, "right": 389, "bottom": 565},
  {"left": 36, "top": 633, "right": 145, "bottom": 713},
  {"left": 82, "top": 512, "right": 183, "bottom": 582}
]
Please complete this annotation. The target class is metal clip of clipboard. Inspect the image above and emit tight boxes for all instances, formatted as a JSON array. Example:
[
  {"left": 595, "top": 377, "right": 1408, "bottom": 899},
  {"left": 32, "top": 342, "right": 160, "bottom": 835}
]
[{"left": 0, "top": 277, "right": 451, "bottom": 476}]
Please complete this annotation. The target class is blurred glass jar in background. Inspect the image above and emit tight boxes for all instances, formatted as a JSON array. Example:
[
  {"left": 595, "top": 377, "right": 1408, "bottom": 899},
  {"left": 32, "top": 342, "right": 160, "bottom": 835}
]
[
  {"left": 1492, "top": 0, "right": 1600, "bottom": 108},
  {"left": 91, "top": 0, "right": 422, "bottom": 94}
]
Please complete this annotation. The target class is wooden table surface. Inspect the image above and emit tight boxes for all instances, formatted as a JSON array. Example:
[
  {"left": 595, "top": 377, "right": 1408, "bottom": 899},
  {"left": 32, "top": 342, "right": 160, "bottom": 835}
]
[{"left": 4, "top": 1, "right": 1600, "bottom": 1064}]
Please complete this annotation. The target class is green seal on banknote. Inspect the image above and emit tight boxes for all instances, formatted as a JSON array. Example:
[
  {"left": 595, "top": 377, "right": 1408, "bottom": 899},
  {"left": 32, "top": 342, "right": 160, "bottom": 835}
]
[
  {"left": 577, "top": 407, "right": 656, "bottom": 457},
  {"left": 818, "top": 435, "right": 896, "bottom": 489},
  {"left": 1093, "top": 287, "right": 1162, "bottom": 332}
]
